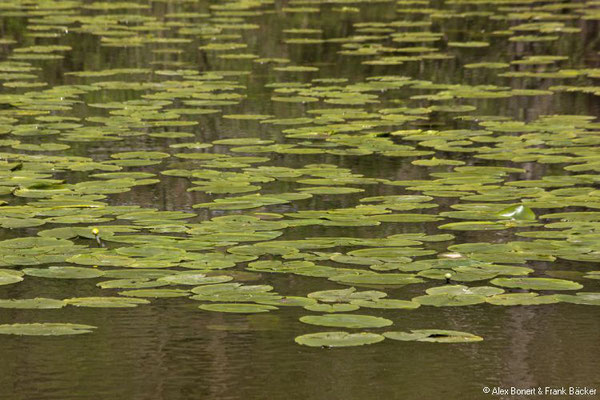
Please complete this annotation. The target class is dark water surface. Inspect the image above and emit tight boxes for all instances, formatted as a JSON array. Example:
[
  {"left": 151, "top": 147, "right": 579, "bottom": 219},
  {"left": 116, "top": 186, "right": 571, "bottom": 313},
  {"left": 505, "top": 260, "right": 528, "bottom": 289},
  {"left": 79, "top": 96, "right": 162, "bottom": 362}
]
[{"left": 0, "top": 0, "right": 600, "bottom": 399}]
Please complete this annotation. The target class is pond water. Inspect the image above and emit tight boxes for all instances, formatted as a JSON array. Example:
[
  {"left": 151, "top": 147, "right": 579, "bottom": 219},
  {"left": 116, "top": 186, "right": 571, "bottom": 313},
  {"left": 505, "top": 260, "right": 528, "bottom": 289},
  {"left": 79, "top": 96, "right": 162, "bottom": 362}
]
[{"left": 0, "top": 0, "right": 600, "bottom": 399}]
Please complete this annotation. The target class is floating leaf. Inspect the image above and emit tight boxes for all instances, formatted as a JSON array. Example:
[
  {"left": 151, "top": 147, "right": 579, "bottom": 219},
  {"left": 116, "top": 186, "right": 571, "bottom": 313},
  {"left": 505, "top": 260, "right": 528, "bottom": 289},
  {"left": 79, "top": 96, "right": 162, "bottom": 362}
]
[
  {"left": 299, "top": 314, "right": 393, "bottom": 328},
  {"left": 496, "top": 204, "right": 536, "bottom": 221},
  {"left": 0, "top": 270, "right": 24, "bottom": 286},
  {"left": 350, "top": 299, "right": 420, "bottom": 309},
  {"left": 23, "top": 267, "right": 104, "bottom": 279},
  {"left": 199, "top": 303, "right": 278, "bottom": 313},
  {"left": 119, "top": 289, "right": 190, "bottom": 298},
  {"left": 157, "top": 273, "right": 233, "bottom": 286},
  {"left": 383, "top": 329, "right": 482, "bottom": 343},
  {"left": 295, "top": 331, "right": 384, "bottom": 347},
  {"left": 303, "top": 303, "right": 360, "bottom": 313},
  {"left": 490, "top": 277, "right": 582, "bottom": 291},
  {"left": 66, "top": 297, "right": 150, "bottom": 308},
  {"left": 330, "top": 273, "right": 424, "bottom": 286},
  {"left": 413, "top": 293, "right": 486, "bottom": 307},
  {"left": 486, "top": 293, "right": 561, "bottom": 306},
  {"left": 0, "top": 323, "right": 96, "bottom": 336},
  {"left": 307, "top": 287, "right": 387, "bottom": 303},
  {"left": 0, "top": 298, "right": 65, "bottom": 309}
]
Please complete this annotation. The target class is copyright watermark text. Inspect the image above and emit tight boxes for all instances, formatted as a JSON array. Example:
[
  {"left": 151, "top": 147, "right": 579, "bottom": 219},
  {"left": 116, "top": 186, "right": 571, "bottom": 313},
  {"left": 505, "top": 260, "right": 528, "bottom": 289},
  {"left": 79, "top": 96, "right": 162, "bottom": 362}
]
[{"left": 482, "top": 386, "right": 597, "bottom": 397}]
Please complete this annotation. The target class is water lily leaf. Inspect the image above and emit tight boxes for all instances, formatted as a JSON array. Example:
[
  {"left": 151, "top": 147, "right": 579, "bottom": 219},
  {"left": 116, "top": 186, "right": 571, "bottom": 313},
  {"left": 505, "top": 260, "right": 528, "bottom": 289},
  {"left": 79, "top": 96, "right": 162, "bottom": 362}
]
[
  {"left": 257, "top": 297, "right": 317, "bottom": 307},
  {"left": 67, "top": 253, "right": 135, "bottom": 267},
  {"left": 439, "top": 221, "right": 509, "bottom": 231},
  {"left": 199, "top": 303, "right": 278, "bottom": 313},
  {"left": 413, "top": 293, "right": 486, "bottom": 307},
  {"left": 426, "top": 285, "right": 504, "bottom": 296},
  {"left": 303, "top": 303, "right": 360, "bottom": 313},
  {"left": 0, "top": 298, "right": 65, "bottom": 309},
  {"left": 496, "top": 204, "right": 536, "bottom": 220},
  {"left": 486, "top": 293, "right": 561, "bottom": 305},
  {"left": 66, "top": 297, "right": 150, "bottom": 308},
  {"left": 348, "top": 247, "right": 436, "bottom": 258},
  {"left": 448, "top": 41, "right": 489, "bottom": 48},
  {"left": 383, "top": 329, "right": 482, "bottom": 343},
  {"left": 0, "top": 270, "right": 24, "bottom": 285},
  {"left": 307, "top": 287, "right": 387, "bottom": 303},
  {"left": 299, "top": 314, "right": 393, "bottom": 328},
  {"left": 350, "top": 299, "right": 420, "bottom": 309},
  {"left": 0, "top": 323, "right": 97, "bottom": 336},
  {"left": 189, "top": 283, "right": 280, "bottom": 302},
  {"left": 97, "top": 278, "right": 167, "bottom": 289},
  {"left": 101, "top": 269, "right": 174, "bottom": 279},
  {"left": 295, "top": 331, "right": 384, "bottom": 347},
  {"left": 23, "top": 267, "right": 104, "bottom": 279},
  {"left": 157, "top": 273, "right": 233, "bottom": 286},
  {"left": 330, "top": 273, "right": 424, "bottom": 286},
  {"left": 119, "top": 289, "right": 190, "bottom": 298},
  {"left": 556, "top": 292, "right": 600, "bottom": 306},
  {"left": 418, "top": 268, "right": 498, "bottom": 282},
  {"left": 490, "top": 277, "right": 582, "bottom": 291},
  {"left": 297, "top": 187, "right": 364, "bottom": 195}
]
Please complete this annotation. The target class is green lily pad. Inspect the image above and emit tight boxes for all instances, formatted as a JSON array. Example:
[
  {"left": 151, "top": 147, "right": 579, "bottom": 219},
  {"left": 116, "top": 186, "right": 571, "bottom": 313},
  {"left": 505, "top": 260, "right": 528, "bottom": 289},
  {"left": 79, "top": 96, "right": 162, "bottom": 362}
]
[
  {"left": 303, "top": 303, "right": 360, "bottom": 313},
  {"left": 66, "top": 297, "right": 150, "bottom": 308},
  {"left": 67, "top": 253, "right": 135, "bottom": 267},
  {"left": 0, "top": 323, "right": 97, "bottom": 336},
  {"left": 97, "top": 279, "right": 167, "bottom": 289},
  {"left": 496, "top": 204, "right": 536, "bottom": 220},
  {"left": 556, "top": 292, "right": 600, "bottom": 306},
  {"left": 0, "top": 298, "right": 65, "bottom": 309},
  {"left": 490, "top": 277, "right": 583, "bottom": 291},
  {"left": 157, "top": 273, "right": 233, "bottom": 286},
  {"left": 350, "top": 299, "right": 420, "bottom": 309},
  {"left": 119, "top": 289, "right": 190, "bottom": 298},
  {"left": 23, "top": 267, "right": 105, "bottom": 279},
  {"left": 295, "top": 331, "right": 385, "bottom": 347},
  {"left": 425, "top": 285, "right": 504, "bottom": 296},
  {"left": 413, "top": 293, "right": 486, "bottom": 307},
  {"left": 307, "top": 287, "right": 387, "bottom": 303},
  {"left": 198, "top": 303, "right": 278, "bottom": 313},
  {"left": 418, "top": 268, "right": 498, "bottom": 282},
  {"left": 299, "top": 314, "right": 393, "bottom": 328},
  {"left": 329, "top": 273, "right": 424, "bottom": 286},
  {"left": 0, "top": 270, "right": 24, "bottom": 286},
  {"left": 257, "top": 297, "right": 317, "bottom": 307},
  {"left": 383, "top": 329, "right": 483, "bottom": 343},
  {"left": 439, "top": 221, "right": 508, "bottom": 231},
  {"left": 486, "top": 293, "right": 561, "bottom": 305}
]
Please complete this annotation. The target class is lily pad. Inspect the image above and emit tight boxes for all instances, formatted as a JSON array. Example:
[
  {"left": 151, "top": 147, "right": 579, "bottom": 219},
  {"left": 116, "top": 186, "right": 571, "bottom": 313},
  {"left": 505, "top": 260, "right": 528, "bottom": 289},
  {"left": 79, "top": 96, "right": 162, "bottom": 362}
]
[
  {"left": 23, "top": 267, "right": 104, "bottom": 279},
  {"left": 490, "top": 277, "right": 582, "bottom": 291},
  {"left": 198, "top": 303, "right": 278, "bottom": 313},
  {"left": 0, "top": 270, "right": 24, "bottom": 286},
  {"left": 496, "top": 204, "right": 536, "bottom": 221},
  {"left": 307, "top": 287, "right": 387, "bottom": 303},
  {"left": 295, "top": 331, "right": 385, "bottom": 347},
  {"left": 556, "top": 292, "right": 600, "bottom": 306},
  {"left": 0, "top": 298, "right": 65, "bottom": 309},
  {"left": 303, "top": 303, "right": 360, "bottom": 313},
  {"left": 329, "top": 273, "right": 424, "bottom": 286},
  {"left": 299, "top": 314, "right": 393, "bottom": 329},
  {"left": 119, "top": 289, "right": 190, "bottom": 298},
  {"left": 383, "top": 329, "right": 483, "bottom": 343},
  {"left": 350, "top": 299, "right": 420, "bottom": 309},
  {"left": 157, "top": 273, "right": 233, "bottom": 286},
  {"left": 413, "top": 293, "right": 486, "bottom": 307},
  {"left": 486, "top": 293, "right": 561, "bottom": 306},
  {"left": 0, "top": 323, "right": 97, "bottom": 336}
]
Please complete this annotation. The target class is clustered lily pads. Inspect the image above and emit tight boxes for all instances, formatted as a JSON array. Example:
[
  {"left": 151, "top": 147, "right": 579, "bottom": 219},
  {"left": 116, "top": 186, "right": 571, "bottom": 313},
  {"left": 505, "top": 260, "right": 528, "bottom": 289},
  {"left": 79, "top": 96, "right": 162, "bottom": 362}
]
[{"left": 0, "top": 0, "right": 598, "bottom": 350}]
